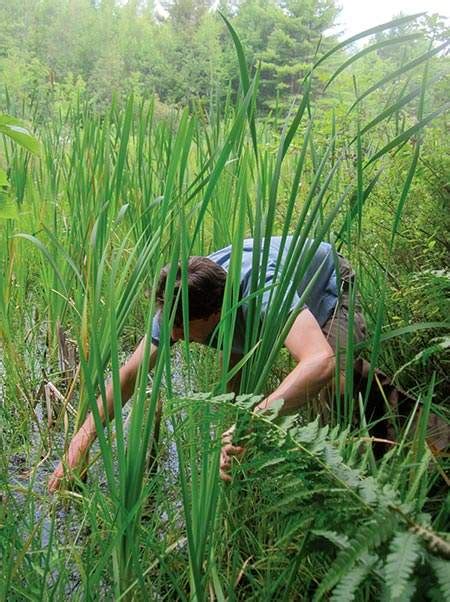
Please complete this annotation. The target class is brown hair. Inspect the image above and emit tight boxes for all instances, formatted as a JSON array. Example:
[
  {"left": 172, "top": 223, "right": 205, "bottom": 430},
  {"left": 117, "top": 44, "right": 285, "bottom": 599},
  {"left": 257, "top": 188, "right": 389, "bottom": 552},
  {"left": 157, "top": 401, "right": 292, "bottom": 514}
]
[{"left": 155, "top": 257, "right": 226, "bottom": 326}]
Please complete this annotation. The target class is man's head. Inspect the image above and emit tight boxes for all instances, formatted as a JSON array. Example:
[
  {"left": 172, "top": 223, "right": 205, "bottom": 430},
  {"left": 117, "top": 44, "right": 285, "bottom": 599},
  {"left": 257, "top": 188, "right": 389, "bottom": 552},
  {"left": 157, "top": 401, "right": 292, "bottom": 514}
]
[{"left": 155, "top": 256, "right": 227, "bottom": 343}]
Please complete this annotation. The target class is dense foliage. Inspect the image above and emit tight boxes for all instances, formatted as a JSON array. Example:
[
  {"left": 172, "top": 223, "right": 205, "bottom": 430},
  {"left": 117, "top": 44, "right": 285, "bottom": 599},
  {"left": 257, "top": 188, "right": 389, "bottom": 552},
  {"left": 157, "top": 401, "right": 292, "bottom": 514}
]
[
  {"left": 0, "top": 4, "right": 449, "bottom": 601},
  {"left": 1, "top": 0, "right": 448, "bottom": 114}
]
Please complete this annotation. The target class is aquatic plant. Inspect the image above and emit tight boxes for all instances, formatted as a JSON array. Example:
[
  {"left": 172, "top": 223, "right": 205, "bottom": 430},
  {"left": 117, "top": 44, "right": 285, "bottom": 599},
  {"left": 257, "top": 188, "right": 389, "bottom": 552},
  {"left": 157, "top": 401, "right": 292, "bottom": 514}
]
[{"left": 1, "top": 14, "right": 448, "bottom": 600}]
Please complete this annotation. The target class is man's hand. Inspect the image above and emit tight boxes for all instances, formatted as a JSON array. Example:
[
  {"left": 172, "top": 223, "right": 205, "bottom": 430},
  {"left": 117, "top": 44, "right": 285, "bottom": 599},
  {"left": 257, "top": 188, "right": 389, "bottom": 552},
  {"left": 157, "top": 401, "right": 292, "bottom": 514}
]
[
  {"left": 219, "top": 424, "right": 244, "bottom": 482},
  {"left": 48, "top": 461, "right": 66, "bottom": 493},
  {"left": 48, "top": 426, "right": 92, "bottom": 492},
  {"left": 48, "top": 339, "right": 159, "bottom": 494}
]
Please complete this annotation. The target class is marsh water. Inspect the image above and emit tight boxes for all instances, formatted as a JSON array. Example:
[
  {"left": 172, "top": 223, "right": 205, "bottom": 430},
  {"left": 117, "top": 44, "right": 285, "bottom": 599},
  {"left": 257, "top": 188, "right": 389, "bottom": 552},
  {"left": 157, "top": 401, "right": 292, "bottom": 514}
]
[{"left": 2, "top": 343, "right": 191, "bottom": 594}]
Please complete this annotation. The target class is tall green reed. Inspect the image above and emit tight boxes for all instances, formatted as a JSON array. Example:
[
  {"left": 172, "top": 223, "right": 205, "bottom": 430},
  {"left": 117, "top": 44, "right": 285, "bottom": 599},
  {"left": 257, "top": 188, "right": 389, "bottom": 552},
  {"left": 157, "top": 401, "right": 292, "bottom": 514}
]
[{"left": 1, "top": 12, "right": 448, "bottom": 599}]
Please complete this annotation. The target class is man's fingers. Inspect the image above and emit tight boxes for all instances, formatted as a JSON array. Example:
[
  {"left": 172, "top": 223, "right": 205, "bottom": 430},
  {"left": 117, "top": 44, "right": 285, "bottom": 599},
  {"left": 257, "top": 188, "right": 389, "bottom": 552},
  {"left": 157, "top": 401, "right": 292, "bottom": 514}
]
[
  {"left": 221, "top": 433, "right": 233, "bottom": 445},
  {"left": 223, "top": 444, "right": 244, "bottom": 456},
  {"left": 219, "top": 443, "right": 246, "bottom": 484},
  {"left": 48, "top": 462, "right": 67, "bottom": 493},
  {"left": 48, "top": 473, "right": 63, "bottom": 493},
  {"left": 221, "top": 424, "right": 236, "bottom": 445},
  {"left": 219, "top": 425, "right": 245, "bottom": 483},
  {"left": 219, "top": 468, "right": 232, "bottom": 482}
]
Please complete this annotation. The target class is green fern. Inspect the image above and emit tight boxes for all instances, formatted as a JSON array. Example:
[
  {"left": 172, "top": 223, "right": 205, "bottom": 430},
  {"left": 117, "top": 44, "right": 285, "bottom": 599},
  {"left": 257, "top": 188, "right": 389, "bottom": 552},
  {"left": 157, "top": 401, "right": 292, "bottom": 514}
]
[
  {"left": 313, "top": 512, "right": 397, "bottom": 601},
  {"left": 215, "top": 402, "right": 447, "bottom": 600},
  {"left": 381, "top": 579, "right": 418, "bottom": 602},
  {"left": 312, "top": 530, "right": 350, "bottom": 550},
  {"left": 330, "top": 562, "right": 373, "bottom": 602},
  {"left": 430, "top": 556, "right": 450, "bottom": 600},
  {"left": 291, "top": 415, "right": 320, "bottom": 443},
  {"left": 384, "top": 531, "right": 421, "bottom": 600}
]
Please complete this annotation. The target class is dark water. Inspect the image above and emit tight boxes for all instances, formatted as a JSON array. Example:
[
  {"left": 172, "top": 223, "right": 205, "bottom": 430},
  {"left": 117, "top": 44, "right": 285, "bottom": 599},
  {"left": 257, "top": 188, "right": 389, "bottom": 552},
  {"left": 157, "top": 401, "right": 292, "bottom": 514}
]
[{"left": 4, "top": 346, "right": 190, "bottom": 554}]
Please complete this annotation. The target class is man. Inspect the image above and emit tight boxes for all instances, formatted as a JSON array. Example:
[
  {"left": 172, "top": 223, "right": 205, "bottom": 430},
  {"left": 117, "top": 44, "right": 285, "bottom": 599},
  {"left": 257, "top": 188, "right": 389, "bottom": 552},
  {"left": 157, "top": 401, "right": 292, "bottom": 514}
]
[{"left": 49, "top": 236, "right": 365, "bottom": 491}]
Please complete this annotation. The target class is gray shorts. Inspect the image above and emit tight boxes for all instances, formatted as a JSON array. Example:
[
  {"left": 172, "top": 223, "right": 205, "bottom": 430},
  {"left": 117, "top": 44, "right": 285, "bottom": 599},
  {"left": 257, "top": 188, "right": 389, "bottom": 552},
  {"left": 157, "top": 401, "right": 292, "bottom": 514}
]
[{"left": 321, "top": 255, "right": 367, "bottom": 373}]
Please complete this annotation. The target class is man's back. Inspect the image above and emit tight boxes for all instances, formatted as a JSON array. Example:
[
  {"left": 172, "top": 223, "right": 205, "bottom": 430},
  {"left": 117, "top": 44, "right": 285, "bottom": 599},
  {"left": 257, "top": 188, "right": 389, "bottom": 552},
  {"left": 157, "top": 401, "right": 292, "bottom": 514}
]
[
  {"left": 208, "top": 236, "right": 338, "bottom": 324},
  {"left": 151, "top": 236, "right": 338, "bottom": 354}
]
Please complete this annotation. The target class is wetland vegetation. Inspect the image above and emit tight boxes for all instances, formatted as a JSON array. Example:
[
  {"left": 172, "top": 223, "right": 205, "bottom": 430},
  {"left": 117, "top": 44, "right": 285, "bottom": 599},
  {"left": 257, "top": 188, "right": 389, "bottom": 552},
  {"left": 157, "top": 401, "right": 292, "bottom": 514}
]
[{"left": 0, "top": 2, "right": 449, "bottom": 600}]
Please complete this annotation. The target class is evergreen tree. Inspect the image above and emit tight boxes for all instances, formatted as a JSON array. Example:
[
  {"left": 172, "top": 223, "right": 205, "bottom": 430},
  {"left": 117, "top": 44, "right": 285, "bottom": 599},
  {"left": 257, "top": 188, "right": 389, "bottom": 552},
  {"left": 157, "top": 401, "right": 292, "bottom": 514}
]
[{"left": 161, "top": 0, "right": 213, "bottom": 29}]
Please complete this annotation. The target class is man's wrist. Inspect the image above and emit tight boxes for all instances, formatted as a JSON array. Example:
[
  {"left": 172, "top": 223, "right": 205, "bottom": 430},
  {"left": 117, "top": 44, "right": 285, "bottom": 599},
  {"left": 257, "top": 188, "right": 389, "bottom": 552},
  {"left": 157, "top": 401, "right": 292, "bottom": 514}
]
[{"left": 73, "top": 425, "right": 94, "bottom": 450}]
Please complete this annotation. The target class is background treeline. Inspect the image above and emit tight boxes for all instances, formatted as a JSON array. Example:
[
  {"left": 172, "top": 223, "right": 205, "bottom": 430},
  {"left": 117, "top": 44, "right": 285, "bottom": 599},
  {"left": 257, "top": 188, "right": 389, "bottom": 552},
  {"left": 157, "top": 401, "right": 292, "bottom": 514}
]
[{"left": 0, "top": 0, "right": 448, "bottom": 115}]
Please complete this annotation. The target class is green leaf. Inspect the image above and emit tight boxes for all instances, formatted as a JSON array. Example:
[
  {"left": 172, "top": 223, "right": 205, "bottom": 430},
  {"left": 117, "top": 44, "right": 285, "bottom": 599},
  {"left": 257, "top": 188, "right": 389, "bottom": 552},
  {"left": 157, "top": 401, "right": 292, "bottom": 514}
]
[
  {"left": 235, "top": 393, "right": 264, "bottom": 409},
  {"left": 0, "top": 190, "right": 18, "bottom": 220},
  {"left": 220, "top": 12, "right": 258, "bottom": 160},
  {"left": 312, "top": 530, "right": 350, "bottom": 549},
  {"left": 331, "top": 563, "right": 372, "bottom": 602},
  {"left": 314, "top": 513, "right": 397, "bottom": 600},
  {"left": 311, "top": 14, "right": 424, "bottom": 74},
  {"left": 275, "top": 414, "right": 298, "bottom": 433},
  {"left": 349, "top": 74, "right": 443, "bottom": 145},
  {"left": 325, "top": 33, "right": 423, "bottom": 91},
  {"left": 0, "top": 113, "right": 24, "bottom": 127},
  {"left": 14, "top": 233, "right": 67, "bottom": 292},
  {"left": 0, "top": 122, "right": 41, "bottom": 156},
  {"left": 211, "top": 393, "right": 235, "bottom": 403},
  {"left": 295, "top": 416, "right": 320, "bottom": 444},
  {"left": 353, "top": 322, "right": 449, "bottom": 353},
  {"left": 385, "top": 531, "right": 421, "bottom": 600},
  {"left": 349, "top": 41, "right": 449, "bottom": 115},
  {"left": 429, "top": 557, "right": 450, "bottom": 600},
  {"left": 0, "top": 168, "right": 8, "bottom": 187},
  {"left": 258, "top": 397, "right": 284, "bottom": 420},
  {"left": 358, "top": 477, "right": 378, "bottom": 505},
  {"left": 253, "top": 455, "right": 286, "bottom": 472},
  {"left": 365, "top": 104, "right": 450, "bottom": 167}
]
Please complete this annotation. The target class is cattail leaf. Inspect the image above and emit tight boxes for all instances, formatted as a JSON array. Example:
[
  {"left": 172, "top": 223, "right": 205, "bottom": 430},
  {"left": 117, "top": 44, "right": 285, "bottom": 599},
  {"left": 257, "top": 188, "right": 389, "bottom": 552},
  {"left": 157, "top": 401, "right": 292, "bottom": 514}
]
[
  {"left": 348, "top": 41, "right": 449, "bottom": 114},
  {"left": 311, "top": 13, "right": 424, "bottom": 73},
  {"left": 350, "top": 74, "right": 443, "bottom": 144},
  {"left": 325, "top": 33, "right": 423, "bottom": 91},
  {"left": 219, "top": 11, "right": 258, "bottom": 160},
  {"left": 365, "top": 104, "right": 450, "bottom": 167},
  {"left": 0, "top": 190, "right": 18, "bottom": 220},
  {"left": 14, "top": 233, "right": 67, "bottom": 293},
  {"left": 0, "top": 167, "right": 8, "bottom": 187}
]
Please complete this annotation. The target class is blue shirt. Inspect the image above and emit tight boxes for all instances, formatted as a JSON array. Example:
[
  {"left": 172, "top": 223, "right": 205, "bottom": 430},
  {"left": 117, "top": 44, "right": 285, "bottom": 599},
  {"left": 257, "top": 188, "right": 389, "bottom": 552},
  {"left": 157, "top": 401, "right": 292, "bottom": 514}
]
[{"left": 151, "top": 237, "right": 338, "bottom": 354}]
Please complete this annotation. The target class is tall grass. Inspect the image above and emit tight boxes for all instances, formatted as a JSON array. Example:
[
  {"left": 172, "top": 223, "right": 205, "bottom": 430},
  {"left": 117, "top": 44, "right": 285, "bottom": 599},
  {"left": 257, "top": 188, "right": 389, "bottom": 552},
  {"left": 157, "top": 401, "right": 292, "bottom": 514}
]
[{"left": 1, "top": 14, "right": 449, "bottom": 600}]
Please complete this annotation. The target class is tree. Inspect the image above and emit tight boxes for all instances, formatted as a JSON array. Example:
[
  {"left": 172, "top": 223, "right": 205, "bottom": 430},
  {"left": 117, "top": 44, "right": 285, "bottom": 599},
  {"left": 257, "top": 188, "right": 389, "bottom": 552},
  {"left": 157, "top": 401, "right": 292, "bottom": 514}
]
[
  {"left": 161, "top": 0, "right": 213, "bottom": 29},
  {"left": 264, "top": 0, "right": 339, "bottom": 110},
  {"left": 234, "top": 0, "right": 340, "bottom": 112}
]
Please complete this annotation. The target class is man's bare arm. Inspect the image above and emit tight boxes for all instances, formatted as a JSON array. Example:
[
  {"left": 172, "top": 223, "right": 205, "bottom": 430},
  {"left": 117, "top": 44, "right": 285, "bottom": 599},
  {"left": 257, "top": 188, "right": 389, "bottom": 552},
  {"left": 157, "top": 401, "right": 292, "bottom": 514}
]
[
  {"left": 49, "top": 338, "right": 159, "bottom": 491},
  {"left": 220, "top": 309, "right": 335, "bottom": 481},
  {"left": 255, "top": 308, "right": 335, "bottom": 414}
]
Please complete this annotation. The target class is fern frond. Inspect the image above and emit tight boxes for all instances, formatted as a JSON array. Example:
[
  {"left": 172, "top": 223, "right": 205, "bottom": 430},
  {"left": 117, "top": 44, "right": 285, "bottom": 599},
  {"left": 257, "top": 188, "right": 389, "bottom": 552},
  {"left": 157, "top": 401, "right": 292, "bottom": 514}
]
[
  {"left": 330, "top": 562, "right": 372, "bottom": 602},
  {"left": 358, "top": 476, "right": 378, "bottom": 505},
  {"left": 313, "top": 512, "right": 397, "bottom": 601},
  {"left": 430, "top": 556, "right": 450, "bottom": 599},
  {"left": 385, "top": 531, "right": 421, "bottom": 600},
  {"left": 312, "top": 530, "right": 350, "bottom": 550},
  {"left": 251, "top": 454, "right": 286, "bottom": 472},
  {"left": 293, "top": 416, "right": 320, "bottom": 443},
  {"left": 310, "top": 424, "right": 329, "bottom": 453},
  {"left": 273, "top": 488, "right": 347, "bottom": 511}
]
